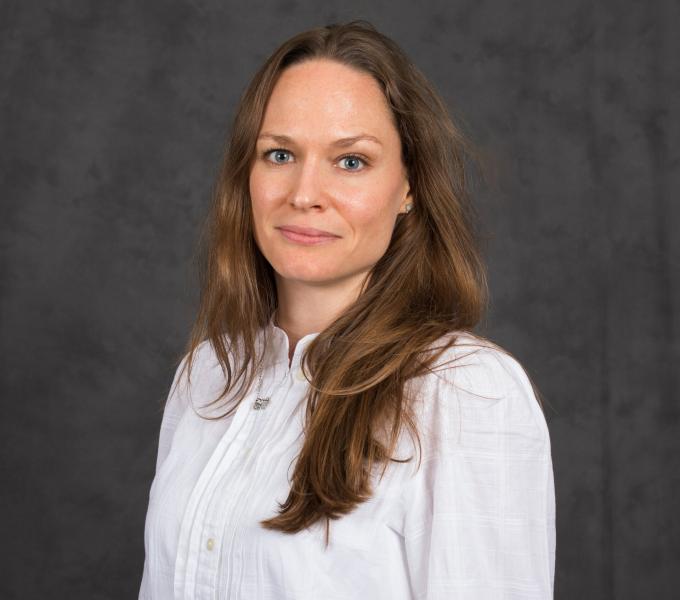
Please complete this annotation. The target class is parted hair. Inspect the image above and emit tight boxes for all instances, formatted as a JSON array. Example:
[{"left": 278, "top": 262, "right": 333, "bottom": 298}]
[{"left": 171, "top": 20, "right": 540, "bottom": 547}]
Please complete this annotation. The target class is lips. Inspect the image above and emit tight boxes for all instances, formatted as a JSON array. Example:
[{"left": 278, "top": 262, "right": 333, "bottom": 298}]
[
  {"left": 276, "top": 225, "right": 341, "bottom": 246},
  {"left": 276, "top": 225, "right": 340, "bottom": 238}
]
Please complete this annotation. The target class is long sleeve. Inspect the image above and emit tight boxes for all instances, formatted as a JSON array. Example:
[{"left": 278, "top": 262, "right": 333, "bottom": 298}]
[
  {"left": 403, "top": 346, "right": 556, "bottom": 599},
  {"left": 153, "top": 352, "right": 192, "bottom": 475},
  {"left": 138, "top": 351, "right": 192, "bottom": 600}
]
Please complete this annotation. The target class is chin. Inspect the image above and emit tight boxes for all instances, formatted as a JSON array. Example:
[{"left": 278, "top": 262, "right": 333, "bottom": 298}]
[
  {"left": 271, "top": 258, "right": 337, "bottom": 280},
  {"left": 278, "top": 269, "right": 338, "bottom": 284}
]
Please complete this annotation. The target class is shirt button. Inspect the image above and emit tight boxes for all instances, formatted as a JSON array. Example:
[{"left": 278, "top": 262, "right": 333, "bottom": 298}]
[
  {"left": 295, "top": 368, "right": 306, "bottom": 382},
  {"left": 206, "top": 538, "right": 215, "bottom": 551}
]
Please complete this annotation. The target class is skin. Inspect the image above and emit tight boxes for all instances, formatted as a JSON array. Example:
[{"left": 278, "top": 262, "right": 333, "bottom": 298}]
[{"left": 249, "top": 58, "right": 413, "bottom": 365}]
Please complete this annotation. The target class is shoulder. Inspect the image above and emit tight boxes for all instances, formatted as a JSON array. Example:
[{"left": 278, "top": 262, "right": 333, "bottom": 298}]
[
  {"left": 414, "top": 331, "right": 550, "bottom": 452},
  {"left": 428, "top": 331, "right": 537, "bottom": 402},
  {"left": 165, "top": 338, "right": 222, "bottom": 409},
  {"left": 171, "top": 338, "right": 214, "bottom": 388}
]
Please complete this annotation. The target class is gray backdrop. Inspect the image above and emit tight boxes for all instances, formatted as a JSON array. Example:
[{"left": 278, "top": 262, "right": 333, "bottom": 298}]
[{"left": 1, "top": 1, "right": 678, "bottom": 598}]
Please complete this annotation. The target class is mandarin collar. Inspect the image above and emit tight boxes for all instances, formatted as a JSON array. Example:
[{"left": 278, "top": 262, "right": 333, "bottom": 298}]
[{"left": 261, "top": 313, "right": 321, "bottom": 370}]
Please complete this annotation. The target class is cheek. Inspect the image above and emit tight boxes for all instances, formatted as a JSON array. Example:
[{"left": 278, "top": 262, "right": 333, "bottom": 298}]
[
  {"left": 342, "top": 197, "right": 397, "bottom": 255},
  {"left": 249, "top": 171, "right": 281, "bottom": 225},
  {"left": 249, "top": 170, "right": 270, "bottom": 207}
]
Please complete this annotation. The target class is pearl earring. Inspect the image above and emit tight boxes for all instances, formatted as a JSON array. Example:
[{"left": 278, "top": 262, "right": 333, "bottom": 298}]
[{"left": 404, "top": 202, "right": 413, "bottom": 213}]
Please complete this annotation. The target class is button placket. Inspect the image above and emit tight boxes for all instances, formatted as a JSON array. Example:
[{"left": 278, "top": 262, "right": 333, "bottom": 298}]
[
  {"left": 174, "top": 395, "right": 259, "bottom": 598},
  {"left": 194, "top": 523, "right": 221, "bottom": 597}
]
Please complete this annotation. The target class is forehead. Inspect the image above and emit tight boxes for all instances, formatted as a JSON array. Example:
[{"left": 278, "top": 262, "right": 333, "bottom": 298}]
[{"left": 259, "top": 59, "right": 398, "bottom": 140}]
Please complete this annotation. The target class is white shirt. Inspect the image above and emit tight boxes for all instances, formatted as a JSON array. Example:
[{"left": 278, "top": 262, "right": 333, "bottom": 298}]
[{"left": 139, "top": 318, "right": 556, "bottom": 599}]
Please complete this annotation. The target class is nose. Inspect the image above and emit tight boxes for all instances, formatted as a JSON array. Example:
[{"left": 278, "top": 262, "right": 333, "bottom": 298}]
[{"left": 289, "top": 155, "right": 326, "bottom": 210}]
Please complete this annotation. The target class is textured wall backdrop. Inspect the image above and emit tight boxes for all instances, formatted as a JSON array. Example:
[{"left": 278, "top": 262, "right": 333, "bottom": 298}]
[{"left": 1, "top": 1, "right": 678, "bottom": 598}]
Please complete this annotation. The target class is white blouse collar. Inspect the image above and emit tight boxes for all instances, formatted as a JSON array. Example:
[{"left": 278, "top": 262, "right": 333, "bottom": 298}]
[{"left": 260, "top": 313, "right": 321, "bottom": 371}]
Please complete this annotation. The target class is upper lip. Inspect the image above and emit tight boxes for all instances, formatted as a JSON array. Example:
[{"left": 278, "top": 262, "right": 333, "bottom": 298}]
[{"left": 276, "top": 225, "right": 340, "bottom": 237}]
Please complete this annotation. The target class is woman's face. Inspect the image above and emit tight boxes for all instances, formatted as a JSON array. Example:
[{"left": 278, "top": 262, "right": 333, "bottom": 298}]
[{"left": 249, "top": 58, "right": 412, "bottom": 289}]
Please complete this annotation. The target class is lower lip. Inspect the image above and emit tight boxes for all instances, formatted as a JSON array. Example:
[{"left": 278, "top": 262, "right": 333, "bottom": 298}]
[{"left": 277, "top": 228, "right": 340, "bottom": 245}]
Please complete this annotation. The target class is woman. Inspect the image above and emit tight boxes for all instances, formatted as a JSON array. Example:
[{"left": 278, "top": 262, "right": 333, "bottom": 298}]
[{"left": 139, "top": 20, "right": 556, "bottom": 600}]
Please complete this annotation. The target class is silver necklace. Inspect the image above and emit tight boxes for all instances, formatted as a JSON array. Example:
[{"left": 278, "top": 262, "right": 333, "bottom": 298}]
[{"left": 251, "top": 363, "right": 269, "bottom": 410}]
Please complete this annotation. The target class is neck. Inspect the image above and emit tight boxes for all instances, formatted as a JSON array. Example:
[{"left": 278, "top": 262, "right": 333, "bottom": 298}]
[{"left": 274, "top": 271, "right": 368, "bottom": 362}]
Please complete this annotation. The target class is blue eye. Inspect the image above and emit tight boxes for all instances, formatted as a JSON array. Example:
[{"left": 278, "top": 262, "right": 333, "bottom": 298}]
[
  {"left": 339, "top": 155, "right": 366, "bottom": 171},
  {"left": 264, "top": 149, "right": 292, "bottom": 164},
  {"left": 261, "top": 147, "right": 369, "bottom": 171}
]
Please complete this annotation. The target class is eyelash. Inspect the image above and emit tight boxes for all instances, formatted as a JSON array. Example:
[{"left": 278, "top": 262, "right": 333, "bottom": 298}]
[{"left": 261, "top": 147, "right": 370, "bottom": 171}]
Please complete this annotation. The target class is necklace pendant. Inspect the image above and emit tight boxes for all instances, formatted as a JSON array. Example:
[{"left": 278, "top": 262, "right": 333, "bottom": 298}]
[{"left": 253, "top": 396, "right": 270, "bottom": 410}]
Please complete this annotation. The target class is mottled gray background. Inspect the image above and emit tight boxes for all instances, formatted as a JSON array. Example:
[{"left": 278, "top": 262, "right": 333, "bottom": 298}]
[{"left": 1, "top": 1, "right": 678, "bottom": 598}]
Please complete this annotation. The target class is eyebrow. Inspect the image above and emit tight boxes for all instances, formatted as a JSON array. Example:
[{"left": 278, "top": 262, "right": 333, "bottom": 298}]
[{"left": 257, "top": 132, "right": 383, "bottom": 147}]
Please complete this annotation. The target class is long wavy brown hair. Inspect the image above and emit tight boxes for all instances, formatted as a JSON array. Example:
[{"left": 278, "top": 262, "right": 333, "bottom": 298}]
[{"left": 170, "top": 19, "right": 546, "bottom": 546}]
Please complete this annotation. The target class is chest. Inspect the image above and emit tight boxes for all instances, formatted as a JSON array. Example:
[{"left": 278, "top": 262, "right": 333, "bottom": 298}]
[{"left": 146, "top": 365, "right": 415, "bottom": 599}]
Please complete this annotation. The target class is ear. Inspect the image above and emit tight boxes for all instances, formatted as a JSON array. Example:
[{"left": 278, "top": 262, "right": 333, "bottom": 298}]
[{"left": 399, "top": 187, "right": 413, "bottom": 213}]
